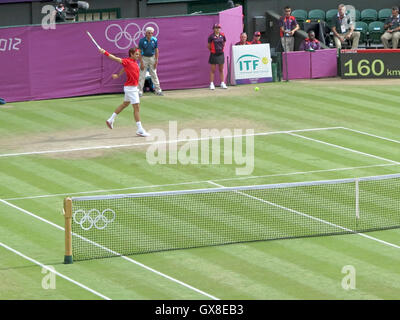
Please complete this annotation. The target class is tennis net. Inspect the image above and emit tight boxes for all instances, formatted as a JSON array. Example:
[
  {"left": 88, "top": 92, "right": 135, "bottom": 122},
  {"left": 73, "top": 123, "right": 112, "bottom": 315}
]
[{"left": 63, "top": 173, "right": 400, "bottom": 263}]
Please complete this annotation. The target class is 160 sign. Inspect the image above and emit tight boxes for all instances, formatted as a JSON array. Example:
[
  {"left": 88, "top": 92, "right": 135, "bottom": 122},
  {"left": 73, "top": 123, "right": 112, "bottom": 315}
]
[
  {"left": 344, "top": 59, "right": 384, "bottom": 77},
  {"left": 341, "top": 52, "right": 400, "bottom": 78}
]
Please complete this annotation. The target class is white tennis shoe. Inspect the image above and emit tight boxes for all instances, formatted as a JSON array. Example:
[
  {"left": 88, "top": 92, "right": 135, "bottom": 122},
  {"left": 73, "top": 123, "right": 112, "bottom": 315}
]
[
  {"left": 136, "top": 129, "right": 150, "bottom": 137},
  {"left": 210, "top": 82, "right": 215, "bottom": 90},
  {"left": 220, "top": 82, "right": 228, "bottom": 89},
  {"left": 106, "top": 120, "right": 114, "bottom": 129}
]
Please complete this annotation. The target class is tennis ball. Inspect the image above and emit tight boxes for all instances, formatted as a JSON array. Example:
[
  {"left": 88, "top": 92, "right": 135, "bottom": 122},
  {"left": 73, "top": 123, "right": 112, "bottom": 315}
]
[{"left": 254, "top": 87, "right": 260, "bottom": 92}]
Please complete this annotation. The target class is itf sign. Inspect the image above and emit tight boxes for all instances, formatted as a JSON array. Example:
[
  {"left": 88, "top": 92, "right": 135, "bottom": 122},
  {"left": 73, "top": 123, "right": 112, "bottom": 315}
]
[{"left": 232, "top": 44, "right": 272, "bottom": 84}]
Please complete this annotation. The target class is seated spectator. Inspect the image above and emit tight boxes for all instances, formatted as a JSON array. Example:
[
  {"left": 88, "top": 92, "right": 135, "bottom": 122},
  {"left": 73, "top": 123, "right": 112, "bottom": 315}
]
[
  {"left": 251, "top": 31, "right": 262, "bottom": 44},
  {"left": 235, "top": 32, "right": 251, "bottom": 45},
  {"left": 299, "top": 30, "right": 321, "bottom": 51},
  {"left": 279, "top": 6, "right": 300, "bottom": 52},
  {"left": 331, "top": 4, "right": 360, "bottom": 50},
  {"left": 381, "top": 6, "right": 400, "bottom": 49}
]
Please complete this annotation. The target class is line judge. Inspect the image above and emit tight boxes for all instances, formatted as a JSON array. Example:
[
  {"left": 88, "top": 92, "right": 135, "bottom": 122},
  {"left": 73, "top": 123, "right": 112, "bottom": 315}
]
[{"left": 138, "top": 27, "right": 163, "bottom": 97}]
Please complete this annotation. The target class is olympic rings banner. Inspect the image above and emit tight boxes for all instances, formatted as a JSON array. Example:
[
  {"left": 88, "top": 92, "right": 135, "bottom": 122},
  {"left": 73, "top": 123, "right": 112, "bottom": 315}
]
[
  {"left": 0, "top": 6, "right": 243, "bottom": 102},
  {"left": 73, "top": 209, "right": 116, "bottom": 231}
]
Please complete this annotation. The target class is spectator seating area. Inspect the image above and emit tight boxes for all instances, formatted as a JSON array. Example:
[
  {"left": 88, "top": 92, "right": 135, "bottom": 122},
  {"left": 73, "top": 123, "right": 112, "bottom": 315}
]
[{"left": 292, "top": 8, "right": 395, "bottom": 48}]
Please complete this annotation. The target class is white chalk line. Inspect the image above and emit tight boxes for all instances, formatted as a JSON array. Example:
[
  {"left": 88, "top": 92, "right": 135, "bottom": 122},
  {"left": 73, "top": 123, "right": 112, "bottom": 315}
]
[
  {"left": 0, "top": 241, "right": 111, "bottom": 300},
  {"left": 0, "top": 198, "right": 219, "bottom": 300},
  {"left": 0, "top": 126, "right": 341, "bottom": 158},
  {"left": 342, "top": 127, "right": 400, "bottom": 145},
  {"left": 289, "top": 133, "right": 400, "bottom": 165}
]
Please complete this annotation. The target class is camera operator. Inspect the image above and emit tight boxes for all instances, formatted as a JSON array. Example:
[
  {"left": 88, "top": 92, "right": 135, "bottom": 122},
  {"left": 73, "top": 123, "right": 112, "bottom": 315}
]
[
  {"left": 54, "top": 3, "right": 67, "bottom": 23},
  {"left": 54, "top": 1, "right": 89, "bottom": 21}
]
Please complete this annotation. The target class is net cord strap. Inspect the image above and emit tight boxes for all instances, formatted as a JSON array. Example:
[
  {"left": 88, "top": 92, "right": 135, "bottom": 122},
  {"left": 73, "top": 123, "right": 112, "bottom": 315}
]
[
  {"left": 71, "top": 173, "right": 400, "bottom": 201},
  {"left": 355, "top": 178, "right": 360, "bottom": 219}
]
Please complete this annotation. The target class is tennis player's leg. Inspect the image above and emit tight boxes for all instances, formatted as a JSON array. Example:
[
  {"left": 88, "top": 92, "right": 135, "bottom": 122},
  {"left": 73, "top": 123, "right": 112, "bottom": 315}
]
[
  {"left": 132, "top": 103, "right": 140, "bottom": 123},
  {"left": 133, "top": 103, "right": 149, "bottom": 137},
  {"left": 106, "top": 101, "right": 130, "bottom": 129},
  {"left": 124, "top": 85, "right": 149, "bottom": 137}
]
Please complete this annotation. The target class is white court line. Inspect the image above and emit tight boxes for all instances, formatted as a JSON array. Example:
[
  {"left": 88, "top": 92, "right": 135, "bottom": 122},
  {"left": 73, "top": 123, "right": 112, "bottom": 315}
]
[
  {"left": 0, "top": 198, "right": 219, "bottom": 300},
  {"left": 207, "top": 181, "right": 400, "bottom": 250},
  {"left": 0, "top": 241, "right": 111, "bottom": 300},
  {"left": 0, "top": 126, "right": 341, "bottom": 158},
  {"left": 289, "top": 133, "right": 400, "bottom": 165},
  {"left": 4, "top": 163, "right": 399, "bottom": 201},
  {"left": 342, "top": 127, "right": 400, "bottom": 145}
]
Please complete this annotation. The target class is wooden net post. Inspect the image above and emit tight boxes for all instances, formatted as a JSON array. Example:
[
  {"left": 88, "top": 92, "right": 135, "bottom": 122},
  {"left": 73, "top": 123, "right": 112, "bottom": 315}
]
[{"left": 64, "top": 197, "right": 73, "bottom": 264}]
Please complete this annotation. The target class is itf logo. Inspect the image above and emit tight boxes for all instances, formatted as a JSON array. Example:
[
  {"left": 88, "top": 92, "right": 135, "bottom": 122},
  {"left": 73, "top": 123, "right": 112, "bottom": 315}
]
[{"left": 236, "top": 54, "right": 268, "bottom": 72}]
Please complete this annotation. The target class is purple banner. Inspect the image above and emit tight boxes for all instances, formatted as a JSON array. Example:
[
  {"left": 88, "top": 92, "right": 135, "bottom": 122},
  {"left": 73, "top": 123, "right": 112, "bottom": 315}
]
[
  {"left": 236, "top": 77, "right": 273, "bottom": 85},
  {"left": 311, "top": 49, "right": 337, "bottom": 78},
  {"left": 0, "top": 6, "right": 243, "bottom": 102},
  {"left": 282, "top": 49, "right": 337, "bottom": 80},
  {"left": 282, "top": 51, "right": 311, "bottom": 80}
]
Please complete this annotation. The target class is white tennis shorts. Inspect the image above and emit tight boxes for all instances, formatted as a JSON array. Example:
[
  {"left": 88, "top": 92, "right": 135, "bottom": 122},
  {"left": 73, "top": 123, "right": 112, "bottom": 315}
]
[{"left": 124, "top": 86, "right": 140, "bottom": 104}]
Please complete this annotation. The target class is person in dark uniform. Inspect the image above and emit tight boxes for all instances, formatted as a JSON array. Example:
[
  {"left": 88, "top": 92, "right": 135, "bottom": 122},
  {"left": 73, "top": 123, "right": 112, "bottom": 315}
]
[{"left": 207, "top": 24, "right": 228, "bottom": 90}]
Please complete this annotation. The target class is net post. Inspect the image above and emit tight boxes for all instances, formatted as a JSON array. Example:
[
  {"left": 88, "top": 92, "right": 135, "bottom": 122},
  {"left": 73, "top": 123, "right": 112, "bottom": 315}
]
[
  {"left": 355, "top": 179, "right": 360, "bottom": 220},
  {"left": 64, "top": 197, "right": 73, "bottom": 264}
]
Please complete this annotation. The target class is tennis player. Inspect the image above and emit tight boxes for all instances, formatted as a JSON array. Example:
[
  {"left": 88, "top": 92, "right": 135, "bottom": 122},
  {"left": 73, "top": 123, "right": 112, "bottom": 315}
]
[{"left": 99, "top": 47, "right": 149, "bottom": 137}]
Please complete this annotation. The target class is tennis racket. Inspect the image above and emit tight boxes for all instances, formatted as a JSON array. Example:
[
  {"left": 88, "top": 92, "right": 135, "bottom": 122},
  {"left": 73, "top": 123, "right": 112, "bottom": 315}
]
[{"left": 86, "top": 31, "right": 101, "bottom": 50}]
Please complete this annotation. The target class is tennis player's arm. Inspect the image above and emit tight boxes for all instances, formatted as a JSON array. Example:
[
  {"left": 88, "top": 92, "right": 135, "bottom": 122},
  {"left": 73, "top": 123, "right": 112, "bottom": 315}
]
[
  {"left": 99, "top": 48, "right": 123, "bottom": 64},
  {"left": 112, "top": 68, "right": 125, "bottom": 79}
]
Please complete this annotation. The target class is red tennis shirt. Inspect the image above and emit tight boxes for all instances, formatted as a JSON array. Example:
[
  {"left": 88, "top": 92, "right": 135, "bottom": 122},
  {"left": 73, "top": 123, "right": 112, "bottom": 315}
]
[{"left": 122, "top": 58, "right": 140, "bottom": 86}]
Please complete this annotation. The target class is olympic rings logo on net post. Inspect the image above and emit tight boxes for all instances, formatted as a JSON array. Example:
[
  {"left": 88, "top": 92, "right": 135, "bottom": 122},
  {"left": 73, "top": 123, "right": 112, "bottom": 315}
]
[
  {"left": 73, "top": 209, "right": 116, "bottom": 231},
  {"left": 105, "top": 22, "right": 159, "bottom": 50}
]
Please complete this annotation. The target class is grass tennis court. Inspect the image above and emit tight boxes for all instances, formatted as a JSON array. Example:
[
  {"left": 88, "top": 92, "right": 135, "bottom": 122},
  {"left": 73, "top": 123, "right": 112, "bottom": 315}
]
[{"left": 1, "top": 79, "right": 400, "bottom": 300}]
